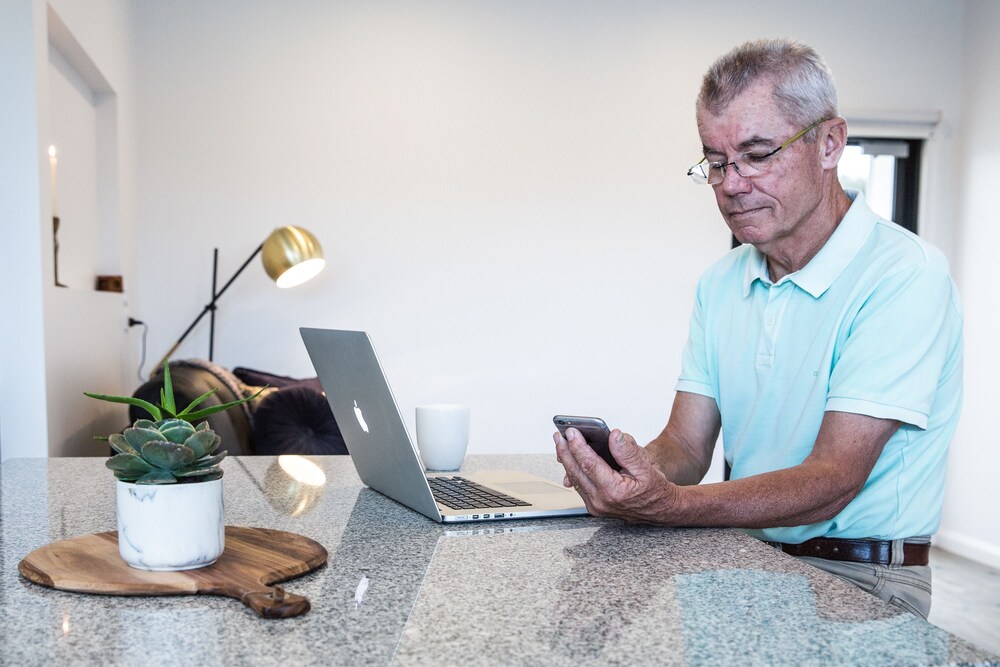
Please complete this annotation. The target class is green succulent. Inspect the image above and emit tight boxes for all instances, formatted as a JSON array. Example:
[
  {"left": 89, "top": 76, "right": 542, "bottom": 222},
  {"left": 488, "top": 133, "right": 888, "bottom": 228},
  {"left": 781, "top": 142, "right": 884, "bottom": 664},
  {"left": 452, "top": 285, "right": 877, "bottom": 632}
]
[
  {"left": 106, "top": 418, "right": 226, "bottom": 483},
  {"left": 85, "top": 361, "right": 264, "bottom": 484}
]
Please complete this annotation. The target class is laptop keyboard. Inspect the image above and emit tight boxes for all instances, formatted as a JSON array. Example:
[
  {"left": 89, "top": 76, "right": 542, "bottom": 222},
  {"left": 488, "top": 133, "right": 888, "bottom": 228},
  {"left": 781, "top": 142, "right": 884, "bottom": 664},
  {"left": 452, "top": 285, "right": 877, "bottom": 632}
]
[{"left": 428, "top": 476, "right": 533, "bottom": 510}]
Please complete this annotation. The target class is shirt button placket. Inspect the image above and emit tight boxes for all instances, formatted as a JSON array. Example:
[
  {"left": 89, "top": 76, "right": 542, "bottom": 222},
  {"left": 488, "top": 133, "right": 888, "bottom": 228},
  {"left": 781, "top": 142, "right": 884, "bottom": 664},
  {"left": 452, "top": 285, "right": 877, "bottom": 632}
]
[{"left": 757, "top": 282, "right": 791, "bottom": 369}]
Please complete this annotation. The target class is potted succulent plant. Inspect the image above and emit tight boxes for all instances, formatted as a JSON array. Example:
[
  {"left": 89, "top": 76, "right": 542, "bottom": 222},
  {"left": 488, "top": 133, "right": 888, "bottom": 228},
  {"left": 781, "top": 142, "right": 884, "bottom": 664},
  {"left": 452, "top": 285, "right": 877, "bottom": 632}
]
[{"left": 85, "top": 363, "right": 263, "bottom": 571}]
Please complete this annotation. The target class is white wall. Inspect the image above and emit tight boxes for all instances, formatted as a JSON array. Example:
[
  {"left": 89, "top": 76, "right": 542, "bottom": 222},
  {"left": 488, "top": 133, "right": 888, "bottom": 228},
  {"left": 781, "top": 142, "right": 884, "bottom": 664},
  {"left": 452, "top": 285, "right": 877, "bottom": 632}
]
[
  {"left": 48, "top": 43, "right": 101, "bottom": 289},
  {"left": 0, "top": 0, "right": 137, "bottom": 460},
  {"left": 43, "top": 0, "right": 137, "bottom": 457},
  {"left": 0, "top": 0, "right": 49, "bottom": 461},
  {"left": 131, "top": 0, "right": 964, "bottom": 467},
  {"left": 939, "top": 0, "right": 1000, "bottom": 570}
]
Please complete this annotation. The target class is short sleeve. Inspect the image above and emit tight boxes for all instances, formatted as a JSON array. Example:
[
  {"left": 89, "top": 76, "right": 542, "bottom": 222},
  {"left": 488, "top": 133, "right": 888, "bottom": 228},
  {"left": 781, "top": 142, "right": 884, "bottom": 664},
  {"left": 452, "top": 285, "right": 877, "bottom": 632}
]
[{"left": 826, "top": 264, "right": 963, "bottom": 429}]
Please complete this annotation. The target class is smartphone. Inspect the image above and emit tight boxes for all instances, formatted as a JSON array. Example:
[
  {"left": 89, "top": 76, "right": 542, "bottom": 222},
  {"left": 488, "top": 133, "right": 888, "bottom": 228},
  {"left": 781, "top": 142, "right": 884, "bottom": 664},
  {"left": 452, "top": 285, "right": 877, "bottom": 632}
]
[{"left": 552, "top": 415, "right": 621, "bottom": 471}]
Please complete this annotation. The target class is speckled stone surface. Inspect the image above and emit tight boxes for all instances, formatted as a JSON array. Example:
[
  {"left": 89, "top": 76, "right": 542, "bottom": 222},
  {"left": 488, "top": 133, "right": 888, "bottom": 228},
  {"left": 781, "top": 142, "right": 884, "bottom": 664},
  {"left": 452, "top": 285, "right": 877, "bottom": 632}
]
[{"left": 2, "top": 455, "right": 997, "bottom": 666}]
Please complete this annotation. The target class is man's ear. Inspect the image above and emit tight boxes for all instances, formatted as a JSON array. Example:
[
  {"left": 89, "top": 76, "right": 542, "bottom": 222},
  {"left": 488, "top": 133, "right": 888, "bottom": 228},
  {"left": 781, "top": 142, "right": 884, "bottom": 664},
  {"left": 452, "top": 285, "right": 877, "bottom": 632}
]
[{"left": 820, "top": 117, "right": 848, "bottom": 169}]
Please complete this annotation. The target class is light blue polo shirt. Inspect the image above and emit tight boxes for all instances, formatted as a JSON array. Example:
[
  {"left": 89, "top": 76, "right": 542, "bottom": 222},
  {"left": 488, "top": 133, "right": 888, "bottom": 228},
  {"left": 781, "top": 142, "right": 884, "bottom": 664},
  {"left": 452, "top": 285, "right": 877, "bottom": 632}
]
[{"left": 677, "top": 191, "right": 963, "bottom": 543}]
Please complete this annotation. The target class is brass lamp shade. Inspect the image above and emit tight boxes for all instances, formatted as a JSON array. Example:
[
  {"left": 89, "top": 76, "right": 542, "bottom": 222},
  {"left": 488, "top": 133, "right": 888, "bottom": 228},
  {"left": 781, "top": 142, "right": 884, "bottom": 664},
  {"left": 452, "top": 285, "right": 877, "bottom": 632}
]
[
  {"left": 262, "top": 225, "right": 325, "bottom": 288},
  {"left": 158, "top": 224, "right": 326, "bottom": 368}
]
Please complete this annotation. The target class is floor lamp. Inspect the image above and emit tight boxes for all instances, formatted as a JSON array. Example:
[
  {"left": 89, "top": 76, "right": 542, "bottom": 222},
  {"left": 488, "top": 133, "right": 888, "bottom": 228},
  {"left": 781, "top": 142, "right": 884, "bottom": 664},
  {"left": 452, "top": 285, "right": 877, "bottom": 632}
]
[{"left": 157, "top": 225, "right": 325, "bottom": 369}]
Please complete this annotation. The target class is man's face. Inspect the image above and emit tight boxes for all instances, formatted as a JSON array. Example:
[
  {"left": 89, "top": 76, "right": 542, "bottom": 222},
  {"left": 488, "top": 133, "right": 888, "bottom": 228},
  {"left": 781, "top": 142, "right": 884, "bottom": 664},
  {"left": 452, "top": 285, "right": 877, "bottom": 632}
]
[{"left": 695, "top": 81, "right": 826, "bottom": 254}]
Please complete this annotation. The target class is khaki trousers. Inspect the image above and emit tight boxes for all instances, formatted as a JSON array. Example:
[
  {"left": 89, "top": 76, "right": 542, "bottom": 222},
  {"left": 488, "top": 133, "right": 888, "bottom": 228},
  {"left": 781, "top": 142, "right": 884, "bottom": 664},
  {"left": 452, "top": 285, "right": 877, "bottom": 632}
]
[{"left": 793, "top": 538, "right": 932, "bottom": 619}]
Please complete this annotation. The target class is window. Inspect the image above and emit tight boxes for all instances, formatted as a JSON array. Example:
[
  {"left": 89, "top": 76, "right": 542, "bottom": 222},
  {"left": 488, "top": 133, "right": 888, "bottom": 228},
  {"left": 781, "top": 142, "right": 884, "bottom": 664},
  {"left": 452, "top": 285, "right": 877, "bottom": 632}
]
[{"left": 839, "top": 138, "right": 922, "bottom": 234}]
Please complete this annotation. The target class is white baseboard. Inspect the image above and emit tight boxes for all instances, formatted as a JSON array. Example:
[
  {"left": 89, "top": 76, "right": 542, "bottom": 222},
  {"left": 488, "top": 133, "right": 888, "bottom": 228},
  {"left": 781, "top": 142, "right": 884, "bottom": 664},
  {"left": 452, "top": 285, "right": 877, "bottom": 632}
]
[{"left": 934, "top": 530, "right": 1000, "bottom": 570}]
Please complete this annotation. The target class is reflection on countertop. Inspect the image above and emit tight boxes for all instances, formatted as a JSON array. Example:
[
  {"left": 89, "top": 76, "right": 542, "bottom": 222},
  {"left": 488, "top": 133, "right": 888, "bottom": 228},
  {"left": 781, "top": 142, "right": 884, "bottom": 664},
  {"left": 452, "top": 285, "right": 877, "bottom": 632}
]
[
  {"left": 1, "top": 455, "right": 996, "bottom": 666},
  {"left": 236, "top": 455, "right": 329, "bottom": 517}
]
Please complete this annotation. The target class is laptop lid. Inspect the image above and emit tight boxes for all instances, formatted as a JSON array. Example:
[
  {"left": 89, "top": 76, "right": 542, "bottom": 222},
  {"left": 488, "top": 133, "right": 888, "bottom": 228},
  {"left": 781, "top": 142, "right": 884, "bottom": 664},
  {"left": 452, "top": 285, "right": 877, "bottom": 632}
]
[{"left": 300, "top": 328, "right": 443, "bottom": 521}]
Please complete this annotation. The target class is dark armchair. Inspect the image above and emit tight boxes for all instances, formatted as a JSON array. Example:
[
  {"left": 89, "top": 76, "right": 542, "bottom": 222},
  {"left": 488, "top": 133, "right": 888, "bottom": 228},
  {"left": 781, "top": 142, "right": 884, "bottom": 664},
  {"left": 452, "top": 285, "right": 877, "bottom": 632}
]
[{"left": 130, "top": 359, "right": 347, "bottom": 456}]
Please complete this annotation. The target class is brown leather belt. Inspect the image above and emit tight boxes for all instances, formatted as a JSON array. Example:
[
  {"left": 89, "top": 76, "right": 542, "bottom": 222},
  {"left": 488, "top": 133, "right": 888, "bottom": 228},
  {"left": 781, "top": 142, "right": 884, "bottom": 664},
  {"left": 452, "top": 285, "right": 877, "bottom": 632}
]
[{"left": 766, "top": 537, "right": 930, "bottom": 566}]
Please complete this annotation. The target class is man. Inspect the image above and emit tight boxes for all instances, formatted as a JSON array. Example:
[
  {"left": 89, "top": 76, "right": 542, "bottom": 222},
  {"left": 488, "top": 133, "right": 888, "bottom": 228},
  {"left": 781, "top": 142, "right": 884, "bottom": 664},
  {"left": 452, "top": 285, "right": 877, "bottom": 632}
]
[{"left": 554, "top": 39, "right": 963, "bottom": 619}]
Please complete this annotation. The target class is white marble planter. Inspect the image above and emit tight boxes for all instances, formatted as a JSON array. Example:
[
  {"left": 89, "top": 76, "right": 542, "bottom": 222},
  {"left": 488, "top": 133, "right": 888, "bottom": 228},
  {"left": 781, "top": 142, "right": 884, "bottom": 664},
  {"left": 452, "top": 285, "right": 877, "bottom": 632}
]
[{"left": 115, "top": 478, "right": 225, "bottom": 571}]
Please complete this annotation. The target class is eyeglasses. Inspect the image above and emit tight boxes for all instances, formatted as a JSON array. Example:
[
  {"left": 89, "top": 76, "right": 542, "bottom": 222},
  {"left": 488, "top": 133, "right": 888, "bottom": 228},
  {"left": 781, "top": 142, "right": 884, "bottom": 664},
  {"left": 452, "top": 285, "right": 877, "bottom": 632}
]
[{"left": 686, "top": 117, "right": 832, "bottom": 186}]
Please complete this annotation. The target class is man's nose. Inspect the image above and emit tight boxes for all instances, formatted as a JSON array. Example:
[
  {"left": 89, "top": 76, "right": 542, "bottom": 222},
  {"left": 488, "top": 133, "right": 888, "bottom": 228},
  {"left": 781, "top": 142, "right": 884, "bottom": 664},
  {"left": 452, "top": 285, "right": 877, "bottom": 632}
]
[{"left": 718, "top": 163, "right": 753, "bottom": 195}]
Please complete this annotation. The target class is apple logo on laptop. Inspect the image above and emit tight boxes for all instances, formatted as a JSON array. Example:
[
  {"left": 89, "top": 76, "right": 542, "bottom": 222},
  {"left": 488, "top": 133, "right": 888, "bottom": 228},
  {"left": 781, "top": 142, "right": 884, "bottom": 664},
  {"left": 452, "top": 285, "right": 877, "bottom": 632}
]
[{"left": 353, "top": 400, "right": 370, "bottom": 433}]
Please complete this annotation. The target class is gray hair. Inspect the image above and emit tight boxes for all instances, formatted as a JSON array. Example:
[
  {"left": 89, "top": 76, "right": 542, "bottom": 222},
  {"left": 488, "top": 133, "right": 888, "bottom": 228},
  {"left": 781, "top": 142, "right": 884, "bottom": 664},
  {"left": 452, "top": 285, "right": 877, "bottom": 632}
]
[{"left": 698, "top": 39, "right": 838, "bottom": 139}]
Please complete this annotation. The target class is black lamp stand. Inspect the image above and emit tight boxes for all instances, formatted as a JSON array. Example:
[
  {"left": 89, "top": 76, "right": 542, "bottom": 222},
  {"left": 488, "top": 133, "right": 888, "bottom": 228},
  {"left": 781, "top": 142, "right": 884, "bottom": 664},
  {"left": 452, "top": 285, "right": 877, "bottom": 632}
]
[{"left": 157, "top": 243, "right": 265, "bottom": 369}]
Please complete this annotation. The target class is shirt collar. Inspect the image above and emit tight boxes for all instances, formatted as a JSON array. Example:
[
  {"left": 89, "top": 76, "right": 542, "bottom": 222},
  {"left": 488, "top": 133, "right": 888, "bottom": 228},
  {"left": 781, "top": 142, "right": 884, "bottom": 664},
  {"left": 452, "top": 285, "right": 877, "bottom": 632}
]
[{"left": 741, "top": 190, "right": 879, "bottom": 298}]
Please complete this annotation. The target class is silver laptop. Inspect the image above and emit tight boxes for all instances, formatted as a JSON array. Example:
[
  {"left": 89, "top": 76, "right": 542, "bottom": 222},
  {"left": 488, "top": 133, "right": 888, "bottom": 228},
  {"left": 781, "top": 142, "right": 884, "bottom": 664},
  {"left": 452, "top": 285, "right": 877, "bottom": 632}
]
[{"left": 300, "top": 328, "right": 588, "bottom": 523}]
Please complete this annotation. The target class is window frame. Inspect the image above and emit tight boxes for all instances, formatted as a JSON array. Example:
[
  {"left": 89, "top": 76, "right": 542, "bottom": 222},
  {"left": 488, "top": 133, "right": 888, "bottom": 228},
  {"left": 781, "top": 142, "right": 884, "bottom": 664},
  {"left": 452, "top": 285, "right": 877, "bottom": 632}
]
[{"left": 844, "top": 137, "right": 923, "bottom": 235}]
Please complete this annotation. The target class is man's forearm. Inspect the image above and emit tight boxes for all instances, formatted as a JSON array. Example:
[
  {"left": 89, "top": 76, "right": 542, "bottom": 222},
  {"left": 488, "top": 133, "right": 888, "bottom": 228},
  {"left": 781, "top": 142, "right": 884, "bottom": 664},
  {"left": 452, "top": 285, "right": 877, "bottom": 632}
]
[
  {"left": 666, "top": 461, "right": 858, "bottom": 529},
  {"left": 645, "top": 412, "right": 899, "bottom": 529},
  {"left": 645, "top": 434, "right": 712, "bottom": 486},
  {"left": 642, "top": 434, "right": 852, "bottom": 527},
  {"left": 643, "top": 392, "right": 722, "bottom": 487}
]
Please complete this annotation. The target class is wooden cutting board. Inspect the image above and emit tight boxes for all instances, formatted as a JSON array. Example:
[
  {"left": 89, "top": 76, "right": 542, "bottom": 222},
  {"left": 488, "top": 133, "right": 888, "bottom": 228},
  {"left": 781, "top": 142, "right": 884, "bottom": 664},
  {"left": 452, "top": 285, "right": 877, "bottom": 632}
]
[{"left": 18, "top": 525, "right": 327, "bottom": 618}]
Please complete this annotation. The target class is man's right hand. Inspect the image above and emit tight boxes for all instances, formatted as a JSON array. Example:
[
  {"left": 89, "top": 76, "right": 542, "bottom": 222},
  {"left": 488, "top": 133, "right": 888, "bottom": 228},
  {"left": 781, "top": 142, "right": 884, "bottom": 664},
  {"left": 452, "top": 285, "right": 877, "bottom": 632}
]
[{"left": 554, "top": 426, "right": 686, "bottom": 525}]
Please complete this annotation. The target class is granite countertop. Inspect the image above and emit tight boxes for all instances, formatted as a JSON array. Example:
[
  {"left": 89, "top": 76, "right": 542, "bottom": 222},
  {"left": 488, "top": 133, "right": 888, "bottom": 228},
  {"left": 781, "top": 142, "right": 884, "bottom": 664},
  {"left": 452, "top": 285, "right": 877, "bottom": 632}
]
[{"left": 1, "top": 455, "right": 997, "bottom": 666}]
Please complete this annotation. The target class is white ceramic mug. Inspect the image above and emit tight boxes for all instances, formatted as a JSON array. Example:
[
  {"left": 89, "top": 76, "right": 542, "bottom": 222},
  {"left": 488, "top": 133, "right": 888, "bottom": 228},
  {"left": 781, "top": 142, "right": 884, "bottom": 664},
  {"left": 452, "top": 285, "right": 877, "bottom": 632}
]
[{"left": 415, "top": 404, "right": 470, "bottom": 471}]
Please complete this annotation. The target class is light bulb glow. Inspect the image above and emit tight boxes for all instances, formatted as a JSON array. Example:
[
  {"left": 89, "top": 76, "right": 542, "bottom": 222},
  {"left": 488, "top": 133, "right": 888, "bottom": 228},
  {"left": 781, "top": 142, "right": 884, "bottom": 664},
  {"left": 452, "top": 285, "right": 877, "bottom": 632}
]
[{"left": 275, "top": 258, "right": 325, "bottom": 288}]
